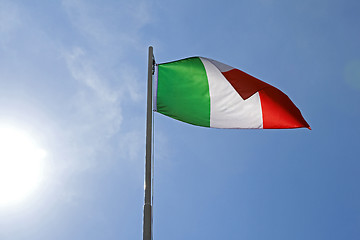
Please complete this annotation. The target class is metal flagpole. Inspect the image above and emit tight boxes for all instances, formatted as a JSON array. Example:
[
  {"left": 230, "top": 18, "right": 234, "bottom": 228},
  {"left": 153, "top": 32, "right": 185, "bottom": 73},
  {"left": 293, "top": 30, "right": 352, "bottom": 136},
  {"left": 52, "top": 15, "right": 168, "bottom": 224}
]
[{"left": 143, "top": 46, "right": 154, "bottom": 240}]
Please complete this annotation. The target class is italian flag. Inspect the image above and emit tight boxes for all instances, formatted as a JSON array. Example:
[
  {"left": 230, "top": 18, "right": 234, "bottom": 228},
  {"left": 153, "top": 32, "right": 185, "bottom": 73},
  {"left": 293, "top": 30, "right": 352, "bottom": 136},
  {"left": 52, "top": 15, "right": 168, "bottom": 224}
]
[{"left": 154, "top": 57, "right": 310, "bottom": 129}]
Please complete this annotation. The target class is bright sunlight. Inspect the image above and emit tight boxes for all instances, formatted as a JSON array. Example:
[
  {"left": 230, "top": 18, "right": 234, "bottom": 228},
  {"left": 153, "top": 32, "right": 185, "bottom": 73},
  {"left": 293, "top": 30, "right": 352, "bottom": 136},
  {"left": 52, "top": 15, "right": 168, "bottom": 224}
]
[{"left": 0, "top": 126, "right": 46, "bottom": 206}]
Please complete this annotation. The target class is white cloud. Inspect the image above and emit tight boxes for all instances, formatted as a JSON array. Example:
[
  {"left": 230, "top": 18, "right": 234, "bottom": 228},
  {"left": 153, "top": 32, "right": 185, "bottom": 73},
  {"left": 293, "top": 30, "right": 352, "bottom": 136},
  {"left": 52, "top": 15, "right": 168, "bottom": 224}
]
[
  {"left": 59, "top": 0, "right": 154, "bottom": 166},
  {"left": 63, "top": 46, "right": 123, "bottom": 160},
  {"left": 118, "top": 131, "right": 144, "bottom": 161},
  {"left": 66, "top": 47, "right": 120, "bottom": 102}
]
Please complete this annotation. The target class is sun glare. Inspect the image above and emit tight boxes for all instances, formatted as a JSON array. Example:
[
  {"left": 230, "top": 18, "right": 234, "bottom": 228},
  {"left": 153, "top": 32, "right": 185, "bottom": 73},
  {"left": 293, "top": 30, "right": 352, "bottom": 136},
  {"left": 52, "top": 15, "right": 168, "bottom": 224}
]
[{"left": 0, "top": 126, "right": 46, "bottom": 206}]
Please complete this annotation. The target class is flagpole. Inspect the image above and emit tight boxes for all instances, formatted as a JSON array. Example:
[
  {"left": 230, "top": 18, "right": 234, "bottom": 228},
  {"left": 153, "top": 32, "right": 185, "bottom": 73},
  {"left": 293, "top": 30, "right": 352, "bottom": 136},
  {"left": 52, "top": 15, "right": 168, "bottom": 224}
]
[{"left": 143, "top": 46, "right": 154, "bottom": 240}]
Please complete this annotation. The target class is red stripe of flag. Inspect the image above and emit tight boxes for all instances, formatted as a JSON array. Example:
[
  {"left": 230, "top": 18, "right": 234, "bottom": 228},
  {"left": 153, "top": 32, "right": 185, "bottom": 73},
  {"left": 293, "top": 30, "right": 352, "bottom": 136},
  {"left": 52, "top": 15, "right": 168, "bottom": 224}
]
[{"left": 222, "top": 69, "right": 310, "bottom": 129}]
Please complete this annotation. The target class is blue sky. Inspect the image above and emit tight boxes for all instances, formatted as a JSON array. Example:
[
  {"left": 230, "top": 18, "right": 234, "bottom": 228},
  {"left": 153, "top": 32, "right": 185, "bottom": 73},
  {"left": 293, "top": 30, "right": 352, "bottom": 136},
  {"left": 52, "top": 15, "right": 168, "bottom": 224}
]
[{"left": 0, "top": 0, "right": 359, "bottom": 239}]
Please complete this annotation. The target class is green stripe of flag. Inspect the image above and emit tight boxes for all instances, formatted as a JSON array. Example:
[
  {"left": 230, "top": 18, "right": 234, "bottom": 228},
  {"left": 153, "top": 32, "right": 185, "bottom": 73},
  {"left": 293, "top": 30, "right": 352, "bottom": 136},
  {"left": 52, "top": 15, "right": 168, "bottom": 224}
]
[{"left": 157, "top": 57, "right": 211, "bottom": 127}]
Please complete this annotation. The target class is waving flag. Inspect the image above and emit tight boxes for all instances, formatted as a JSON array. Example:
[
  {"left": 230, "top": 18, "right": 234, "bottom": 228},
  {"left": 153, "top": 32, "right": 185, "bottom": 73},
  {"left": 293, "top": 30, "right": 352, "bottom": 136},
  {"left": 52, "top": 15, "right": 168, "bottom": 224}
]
[{"left": 154, "top": 57, "right": 310, "bottom": 129}]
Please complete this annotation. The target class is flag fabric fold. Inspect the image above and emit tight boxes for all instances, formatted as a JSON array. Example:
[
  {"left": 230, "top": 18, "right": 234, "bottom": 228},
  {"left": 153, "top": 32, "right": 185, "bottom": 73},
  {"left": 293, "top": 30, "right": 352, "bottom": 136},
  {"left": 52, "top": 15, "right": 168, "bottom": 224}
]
[{"left": 154, "top": 57, "right": 310, "bottom": 129}]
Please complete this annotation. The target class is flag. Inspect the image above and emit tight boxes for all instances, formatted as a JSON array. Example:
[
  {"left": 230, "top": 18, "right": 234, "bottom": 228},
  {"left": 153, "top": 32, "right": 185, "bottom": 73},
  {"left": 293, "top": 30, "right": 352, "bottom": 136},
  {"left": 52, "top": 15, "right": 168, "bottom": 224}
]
[{"left": 154, "top": 57, "right": 310, "bottom": 129}]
